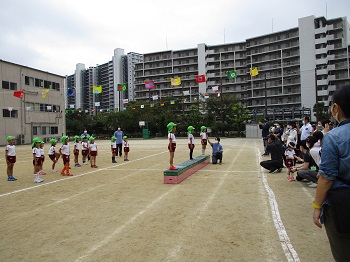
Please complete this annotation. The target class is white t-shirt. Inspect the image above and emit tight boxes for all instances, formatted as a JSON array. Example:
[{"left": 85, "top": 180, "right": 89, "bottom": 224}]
[
  {"left": 48, "top": 146, "right": 55, "bottom": 155},
  {"left": 33, "top": 147, "right": 41, "bottom": 158},
  {"left": 123, "top": 141, "right": 129, "bottom": 148},
  {"left": 285, "top": 149, "right": 295, "bottom": 159},
  {"left": 188, "top": 134, "right": 194, "bottom": 144},
  {"left": 200, "top": 132, "right": 207, "bottom": 140},
  {"left": 40, "top": 148, "right": 45, "bottom": 156},
  {"left": 168, "top": 133, "right": 176, "bottom": 143},
  {"left": 111, "top": 141, "right": 117, "bottom": 148},
  {"left": 89, "top": 143, "right": 97, "bottom": 151},
  {"left": 300, "top": 123, "right": 313, "bottom": 141},
  {"left": 6, "top": 145, "right": 16, "bottom": 156},
  {"left": 82, "top": 141, "right": 88, "bottom": 151},
  {"left": 60, "top": 144, "right": 70, "bottom": 155},
  {"left": 74, "top": 142, "right": 80, "bottom": 150},
  {"left": 286, "top": 128, "right": 298, "bottom": 145},
  {"left": 310, "top": 144, "right": 322, "bottom": 167}
]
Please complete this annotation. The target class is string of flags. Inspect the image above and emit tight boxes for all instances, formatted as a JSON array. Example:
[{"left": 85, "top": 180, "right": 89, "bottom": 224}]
[
  {"left": 92, "top": 85, "right": 102, "bottom": 94},
  {"left": 117, "top": 84, "right": 127, "bottom": 91}
]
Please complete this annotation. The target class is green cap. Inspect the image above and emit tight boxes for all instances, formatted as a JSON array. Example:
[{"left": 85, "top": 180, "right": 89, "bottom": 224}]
[
  {"left": 61, "top": 136, "right": 68, "bottom": 143},
  {"left": 89, "top": 136, "right": 95, "bottom": 141},
  {"left": 40, "top": 141, "right": 45, "bottom": 144},
  {"left": 187, "top": 126, "right": 195, "bottom": 134},
  {"left": 6, "top": 136, "right": 14, "bottom": 141},
  {"left": 74, "top": 135, "right": 80, "bottom": 142},
  {"left": 167, "top": 122, "right": 177, "bottom": 133},
  {"left": 32, "top": 137, "right": 41, "bottom": 148},
  {"left": 111, "top": 136, "right": 116, "bottom": 141},
  {"left": 123, "top": 136, "right": 128, "bottom": 139},
  {"left": 200, "top": 126, "right": 207, "bottom": 132},
  {"left": 50, "top": 139, "right": 57, "bottom": 145}
]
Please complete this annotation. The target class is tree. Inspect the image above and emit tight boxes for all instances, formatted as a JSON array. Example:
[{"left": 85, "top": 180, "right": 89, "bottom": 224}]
[{"left": 313, "top": 102, "right": 329, "bottom": 122}]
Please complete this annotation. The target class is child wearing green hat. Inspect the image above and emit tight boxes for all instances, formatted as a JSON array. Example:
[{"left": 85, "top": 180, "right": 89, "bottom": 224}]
[
  {"left": 81, "top": 136, "right": 89, "bottom": 165},
  {"left": 187, "top": 126, "right": 195, "bottom": 160},
  {"left": 5, "top": 136, "right": 17, "bottom": 181},
  {"left": 39, "top": 141, "right": 46, "bottom": 175},
  {"left": 200, "top": 126, "right": 208, "bottom": 155},
  {"left": 73, "top": 136, "right": 81, "bottom": 167},
  {"left": 111, "top": 136, "right": 117, "bottom": 163},
  {"left": 48, "top": 139, "right": 60, "bottom": 172},
  {"left": 59, "top": 136, "right": 73, "bottom": 176},
  {"left": 167, "top": 122, "right": 178, "bottom": 170},
  {"left": 123, "top": 136, "right": 129, "bottom": 161},
  {"left": 32, "top": 137, "right": 44, "bottom": 183},
  {"left": 88, "top": 137, "right": 98, "bottom": 168}
]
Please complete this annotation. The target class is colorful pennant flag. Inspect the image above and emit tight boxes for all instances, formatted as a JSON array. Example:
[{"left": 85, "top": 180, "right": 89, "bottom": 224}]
[
  {"left": 216, "top": 93, "right": 220, "bottom": 97},
  {"left": 85, "top": 109, "right": 89, "bottom": 113},
  {"left": 170, "top": 100, "right": 175, "bottom": 105},
  {"left": 93, "top": 85, "right": 102, "bottom": 94},
  {"left": 140, "top": 105, "right": 145, "bottom": 109},
  {"left": 67, "top": 88, "right": 75, "bottom": 97},
  {"left": 181, "top": 98, "right": 187, "bottom": 103},
  {"left": 170, "top": 77, "right": 181, "bottom": 86},
  {"left": 118, "top": 84, "right": 127, "bottom": 91},
  {"left": 95, "top": 102, "right": 100, "bottom": 107},
  {"left": 132, "top": 106, "right": 136, "bottom": 110},
  {"left": 150, "top": 103, "right": 154, "bottom": 108},
  {"left": 204, "top": 93, "right": 210, "bottom": 99},
  {"left": 250, "top": 67, "right": 259, "bottom": 77},
  {"left": 145, "top": 80, "right": 155, "bottom": 89},
  {"left": 13, "top": 91, "right": 24, "bottom": 99},
  {"left": 160, "top": 102, "right": 165, "bottom": 106},
  {"left": 227, "top": 71, "right": 237, "bottom": 79},
  {"left": 123, "top": 99, "right": 129, "bottom": 104},
  {"left": 123, "top": 107, "right": 127, "bottom": 111},
  {"left": 41, "top": 89, "right": 50, "bottom": 98},
  {"left": 195, "top": 74, "right": 206, "bottom": 83},
  {"left": 70, "top": 104, "right": 75, "bottom": 109},
  {"left": 152, "top": 95, "right": 159, "bottom": 101},
  {"left": 212, "top": 86, "right": 219, "bottom": 92}
]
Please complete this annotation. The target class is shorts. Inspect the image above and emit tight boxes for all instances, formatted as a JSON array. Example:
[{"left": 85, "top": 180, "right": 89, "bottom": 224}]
[
  {"left": 124, "top": 147, "right": 129, "bottom": 153},
  {"left": 62, "top": 154, "right": 70, "bottom": 165},
  {"left": 286, "top": 159, "right": 294, "bottom": 168},
  {"left": 201, "top": 139, "right": 207, "bottom": 145},
  {"left": 112, "top": 148, "right": 117, "bottom": 153},
  {"left": 33, "top": 157, "right": 42, "bottom": 166},
  {"left": 49, "top": 154, "right": 55, "bottom": 161},
  {"left": 41, "top": 155, "right": 45, "bottom": 163},
  {"left": 82, "top": 150, "right": 88, "bottom": 156},
  {"left": 188, "top": 144, "right": 195, "bottom": 150},
  {"left": 168, "top": 143, "right": 176, "bottom": 152},
  {"left": 7, "top": 156, "right": 16, "bottom": 164},
  {"left": 74, "top": 150, "right": 79, "bottom": 156},
  {"left": 90, "top": 151, "right": 97, "bottom": 156}
]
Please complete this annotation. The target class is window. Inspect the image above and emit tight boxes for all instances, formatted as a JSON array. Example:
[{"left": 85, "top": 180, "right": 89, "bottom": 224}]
[
  {"left": 3, "top": 109, "right": 18, "bottom": 118},
  {"left": 50, "top": 127, "right": 58, "bottom": 135},
  {"left": 42, "top": 126, "right": 47, "bottom": 135},
  {"left": 2, "top": 81, "right": 17, "bottom": 90},
  {"left": 33, "top": 127, "right": 39, "bottom": 136}
]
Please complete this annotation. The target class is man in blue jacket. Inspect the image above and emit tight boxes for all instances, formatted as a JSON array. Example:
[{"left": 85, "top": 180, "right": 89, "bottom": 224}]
[
  {"left": 113, "top": 127, "right": 124, "bottom": 157},
  {"left": 259, "top": 117, "right": 270, "bottom": 156}
]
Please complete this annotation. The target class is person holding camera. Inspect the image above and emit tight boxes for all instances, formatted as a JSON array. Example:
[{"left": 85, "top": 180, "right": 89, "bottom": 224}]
[{"left": 259, "top": 117, "right": 270, "bottom": 156}]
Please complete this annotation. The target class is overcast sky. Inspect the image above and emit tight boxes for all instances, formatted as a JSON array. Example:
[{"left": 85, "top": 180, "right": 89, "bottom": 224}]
[{"left": 1, "top": 0, "right": 350, "bottom": 76}]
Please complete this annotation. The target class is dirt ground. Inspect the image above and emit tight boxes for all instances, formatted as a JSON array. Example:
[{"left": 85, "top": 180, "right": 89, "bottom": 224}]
[{"left": 0, "top": 138, "right": 333, "bottom": 262}]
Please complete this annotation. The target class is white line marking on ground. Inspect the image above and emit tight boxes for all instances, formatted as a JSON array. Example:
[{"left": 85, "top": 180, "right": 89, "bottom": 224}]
[
  {"left": 301, "top": 187, "right": 314, "bottom": 200},
  {"left": 257, "top": 148, "right": 300, "bottom": 262},
  {"left": 0, "top": 151, "right": 168, "bottom": 198},
  {"left": 74, "top": 186, "right": 178, "bottom": 262},
  {"left": 165, "top": 143, "right": 246, "bottom": 261}
]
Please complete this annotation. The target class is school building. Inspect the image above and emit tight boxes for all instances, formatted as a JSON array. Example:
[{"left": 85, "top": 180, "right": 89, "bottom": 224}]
[{"left": 0, "top": 60, "right": 65, "bottom": 146}]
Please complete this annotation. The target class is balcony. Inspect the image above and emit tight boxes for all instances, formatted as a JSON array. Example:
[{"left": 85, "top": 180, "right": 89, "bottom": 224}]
[
  {"left": 317, "top": 79, "right": 327, "bottom": 85},
  {"left": 315, "top": 38, "right": 327, "bottom": 45}
]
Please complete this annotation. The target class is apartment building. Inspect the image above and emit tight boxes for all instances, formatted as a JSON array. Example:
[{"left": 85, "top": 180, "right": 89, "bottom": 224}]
[
  {"left": 66, "top": 49, "right": 142, "bottom": 114},
  {"left": 67, "top": 15, "right": 350, "bottom": 120},
  {"left": 0, "top": 60, "right": 65, "bottom": 146}
]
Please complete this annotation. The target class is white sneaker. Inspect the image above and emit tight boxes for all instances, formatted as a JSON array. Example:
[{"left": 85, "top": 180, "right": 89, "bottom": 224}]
[
  {"left": 34, "top": 178, "right": 44, "bottom": 183},
  {"left": 83, "top": 162, "right": 88, "bottom": 165},
  {"left": 51, "top": 169, "right": 57, "bottom": 172},
  {"left": 308, "top": 182, "right": 318, "bottom": 188}
]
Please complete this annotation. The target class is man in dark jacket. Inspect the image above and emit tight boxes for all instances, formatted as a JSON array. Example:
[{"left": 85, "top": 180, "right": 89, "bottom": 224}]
[
  {"left": 260, "top": 134, "right": 284, "bottom": 173},
  {"left": 259, "top": 117, "right": 270, "bottom": 156}
]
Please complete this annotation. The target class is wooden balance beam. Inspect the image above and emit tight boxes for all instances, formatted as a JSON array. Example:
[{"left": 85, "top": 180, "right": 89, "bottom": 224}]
[{"left": 164, "top": 155, "right": 210, "bottom": 184}]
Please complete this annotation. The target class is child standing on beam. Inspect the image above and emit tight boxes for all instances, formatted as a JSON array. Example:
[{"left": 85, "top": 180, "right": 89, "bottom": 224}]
[
  {"left": 167, "top": 122, "right": 177, "bottom": 170},
  {"left": 200, "top": 126, "right": 208, "bottom": 155},
  {"left": 187, "top": 126, "right": 195, "bottom": 160}
]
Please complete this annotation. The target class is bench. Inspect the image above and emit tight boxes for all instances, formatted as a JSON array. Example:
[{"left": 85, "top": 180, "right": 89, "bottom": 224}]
[{"left": 164, "top": 155, "right": 211, "bottom": 184}]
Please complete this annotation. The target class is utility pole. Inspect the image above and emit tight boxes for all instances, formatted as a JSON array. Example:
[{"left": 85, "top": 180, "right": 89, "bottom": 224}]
[{"left": 264, "top": 74, "right": 267, "bottom": 118}]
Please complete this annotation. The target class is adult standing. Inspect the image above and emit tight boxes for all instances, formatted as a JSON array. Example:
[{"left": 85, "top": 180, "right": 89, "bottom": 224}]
[
  {"left": 114, "top": 127, "right": 124, "bottom": 157},
  {"left": 260, "top": 134, "right": 284, "bottom": 173},
  {"left": 312, "top": 86, "right": 350, "bottom": 261},
  {"left": 80, "top": 129, "right": 90, "bottom": 138},
  {"left": 259, "top": 117, "right": 270, "bottom": 156},
  {"left": 298, "top": 116, "right": 313, "bottom": 141}
]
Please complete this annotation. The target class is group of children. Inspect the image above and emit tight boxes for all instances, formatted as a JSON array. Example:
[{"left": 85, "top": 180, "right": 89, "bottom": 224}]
[
  {"left": 5, "top": 134, "right": 130, "bottom": 183},
  {"left": 167, "top": 122, "right": 223, "bottom": 170}
]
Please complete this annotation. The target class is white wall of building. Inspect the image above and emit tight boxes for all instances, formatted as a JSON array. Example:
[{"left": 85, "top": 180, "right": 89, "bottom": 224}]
[
  {"left": 113, "top": 48, "right": 125, "bottom": 111},
  {"left": 197, "top": 43, "right": 207, "bottom": 96},
  {"left": 75, "top": 63, "right": 85, "bottom": 109}
]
